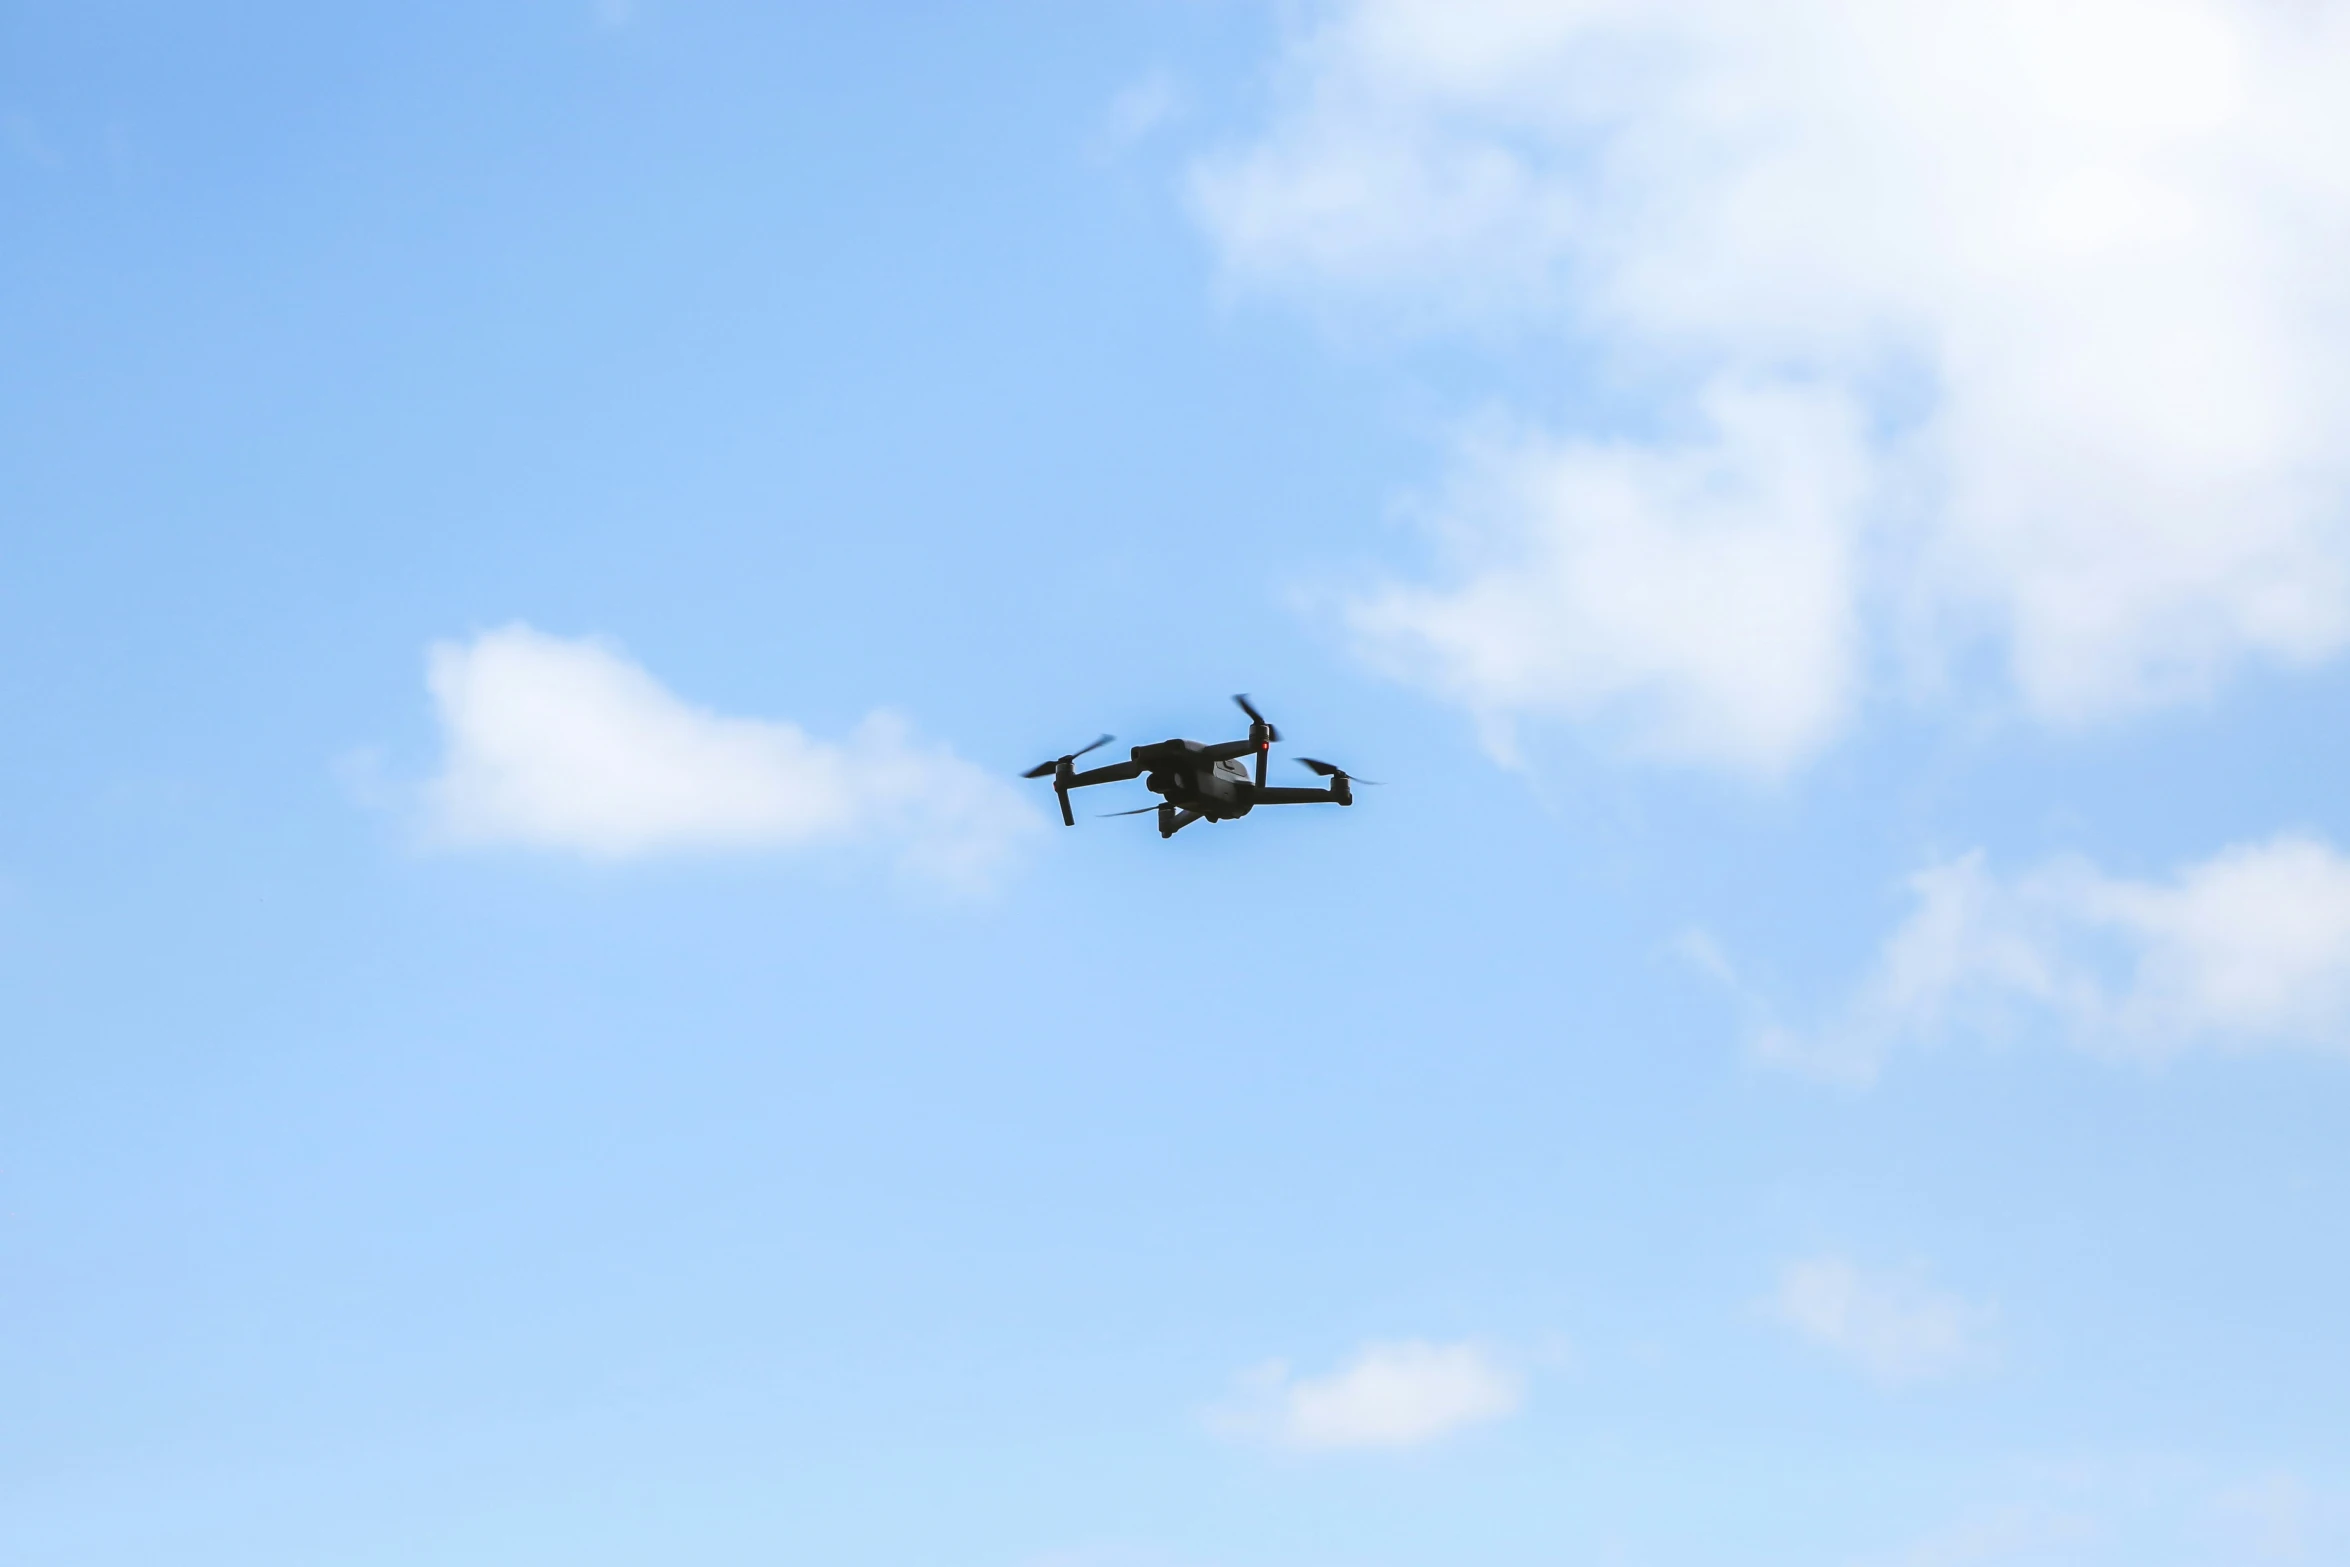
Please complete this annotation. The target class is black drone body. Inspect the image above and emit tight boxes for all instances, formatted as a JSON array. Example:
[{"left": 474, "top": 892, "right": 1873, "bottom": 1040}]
[{"left": 1023, "top": 696, "right": 1373, "bottom": 839}]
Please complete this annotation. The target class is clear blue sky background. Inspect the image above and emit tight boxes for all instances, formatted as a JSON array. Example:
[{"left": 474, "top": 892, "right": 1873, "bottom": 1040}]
[{"left": 5, "top": 5, "right": 2347, "bottom": 1564}]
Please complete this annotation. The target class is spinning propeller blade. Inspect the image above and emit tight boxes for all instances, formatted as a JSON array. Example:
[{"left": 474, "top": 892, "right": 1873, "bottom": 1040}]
[
  {"left": 1298, "top": 757, "right": 1380, "bottom": 785},
  {"left": 1021, "top": 734, "right": 1114, "bottom": 778},
  {"left": 1100, "top": 804, "right": 1163, "bottom": 818},
  {"left": 1234, "top": 694, "right": 1278, "bottom": 787},
  {"left": 1232, "top": 694, "right": 1279, "bottom": 743}
]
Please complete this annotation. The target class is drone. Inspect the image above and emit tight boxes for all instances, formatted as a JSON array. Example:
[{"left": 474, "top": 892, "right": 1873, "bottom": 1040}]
[{"left": 1023, "top": 695, "right": 1374, "bottom": 839}]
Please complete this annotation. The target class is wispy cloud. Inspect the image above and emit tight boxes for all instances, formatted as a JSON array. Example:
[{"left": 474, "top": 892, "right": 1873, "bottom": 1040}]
[
  {"left": 1859, "top": 1502, "right": 2093, "bottom": 1567},
  {"left": 1769, "top": 1256, "right": 1995, "bottom": 1386},
  {"left": 1208, "top": 1339, "right": 1525, "bottom": 1451},
  {"left": 1095, "top": 71, "right": 1185, "bottom": 159},
  {"left": 1195, "top": 1, "right": 2350, "bottom": 771},
  {"left": 1349, "top": 386, "right": 1867, "bottom": 773},
  {"left": 2215, "top": 1472, "right": 2336, "bottom": 1561},
  {"left": 1747, "top": 835, "right": 2350, "bottom": 1081},
  {"left": 1856, "top": 1463, "right": 2346, "bottom": 1565},
  {"left": 416, "top": 625, "right": 1039, "bottom": 889}
]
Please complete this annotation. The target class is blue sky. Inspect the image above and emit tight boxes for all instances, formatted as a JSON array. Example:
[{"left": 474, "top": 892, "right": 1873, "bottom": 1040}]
[{"left": 5, "top": 3, "right": 2349, "bottom": 1564}]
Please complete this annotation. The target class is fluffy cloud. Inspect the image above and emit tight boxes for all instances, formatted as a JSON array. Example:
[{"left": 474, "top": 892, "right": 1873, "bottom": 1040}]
[
  {"left": 1757, "top": 834, "right": 2350, "bottom": 1080},
  {"left": 1770, "top": 1256, "right": 1994, "bottom": 1386},
  {"left": 1210, "top": 1339, "right": 1525, "bottom": 1451},
  {"left": 421, "top": 625, "right": 1038, "bottom": 886},
  {"left": 1196, "top": 0, "right": 2350, "bottom": 769},
  {"left": 1859, "top": 1468, "right": 2340, "bottom": 1566},
  {"left": 1349, "top": 382, "right": 1867, "bottom": 771},
  {"left": 1096, "top": 71, "right": 1186, "bottom": 157}
]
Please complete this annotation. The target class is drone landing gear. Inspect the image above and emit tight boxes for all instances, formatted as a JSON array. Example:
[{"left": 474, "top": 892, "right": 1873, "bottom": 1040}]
[{"left": 1159, "top": 804, "right": 1202, "bottom": 838}]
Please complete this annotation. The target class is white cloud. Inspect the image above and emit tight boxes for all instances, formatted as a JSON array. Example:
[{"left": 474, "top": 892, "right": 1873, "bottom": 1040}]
[
  {"left": 1350, "top": 381, "right": 1867, "bottom": 771},
  {"left": 2215, "top": 1473, "right": 2336, "bottom": 1562},
  {"left": 1209, "top": 1339, "right": 1525, "bottom": 1451},
  {"left": 1770, "top": 1256, "right": 1994, "bottom": 1386},
  {"left": 1862, "top": 1504, "right": 2093, "bottom": 1567},
  {"left": 1196, "top": 1, "right": 2350, "bottom": 769},
  {"left": 420, "top": 625, "right": 1038, "bottom": 887},
  {"left": 1096, "top": 71, "right": 1186, "bottom": 158},
  {"left": 1764, "top": 834, "right": 2350, "bottom": 1080},
  {"left": 1854, "top": 1465, "right": 2346, "bottom": 1566}
]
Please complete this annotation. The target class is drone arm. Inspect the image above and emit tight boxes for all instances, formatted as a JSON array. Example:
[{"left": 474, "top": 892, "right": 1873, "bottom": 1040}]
[
  {"left": 1053, "top": 758, "right": 1142, "bottom": 825},
  {"left": 1062, "top": 758, "right": 1145, "bottom": 789},
  {"left": 1249, "top": 784, "right": 1349, "bottom": 807},
  {"left": 1196, "top": 739, "right": 1257, "bottom": 763},
  {"left": 1041, "top": 757, "right": 1146, "bottom": 828}
]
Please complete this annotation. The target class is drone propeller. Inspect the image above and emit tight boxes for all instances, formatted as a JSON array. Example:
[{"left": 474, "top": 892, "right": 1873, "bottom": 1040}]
[
  {"left": 1298, "top": 757, "right": 1380, "bottom": 785},
  {"left": 1021, "top": 734, "right": 1113, "bottom": 779},
  {"left": 1232, "top": 693, "right": 1279, "bottom": 740},
  {"left": 1099, "top": 804, "right": 1163, "bottom": 818},
  {"left": 1234, "top": 694, "right": 1279, "bottom": 787}
]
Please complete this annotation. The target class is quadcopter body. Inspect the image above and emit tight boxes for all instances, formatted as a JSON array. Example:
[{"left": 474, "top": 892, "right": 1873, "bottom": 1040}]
[{"left": 1023, "top": 696, "right": 1371, "bottom": 839}]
